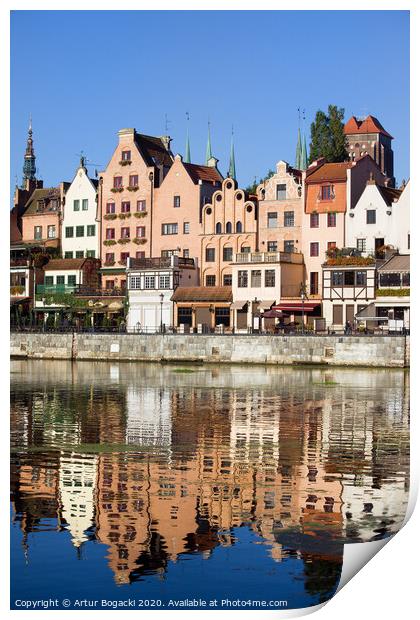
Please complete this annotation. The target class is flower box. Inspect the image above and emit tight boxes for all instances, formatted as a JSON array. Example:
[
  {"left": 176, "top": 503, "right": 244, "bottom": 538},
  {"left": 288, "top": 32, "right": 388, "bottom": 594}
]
[
  {"left": 376, "top": 288, "right": 410, "bottom": 297},
  {"left": 104, "top": 239, "right": 116, "bottom": 246},
  {"left": 110, "top": 187, "right": 123, "bottom": 193},
  {"left": 118, "top": 213, "right": 131, "bottom": 219},
  {"left": 104, "top": 261, "right": 116, "bottom": 266},
  {"left": 325, "top": 256, "right": 375, "bottom": 266},
  {"left": 133, "top": 237, "right": 147, "bottom": 245},
  {"left": 127, "top": 186, "right": 139, "bottom": 192},
  {"left": 134, "top": 211, "right": 148, "bottom": 218},
  {"left": 119, "top": 160, "right": 132, "bottom": 166},
  {"left": 104, "top": 213, "right": 117, "bottom": 220},
  {"left": 118, "top": 238, "right": 131, "bottom": 244}
]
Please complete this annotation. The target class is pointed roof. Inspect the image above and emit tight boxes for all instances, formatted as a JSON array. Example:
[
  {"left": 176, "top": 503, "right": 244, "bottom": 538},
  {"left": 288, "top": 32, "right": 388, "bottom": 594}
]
[
  {"left": 183, "top": 162, "right": 223, "bottom": 184},
  {"left": 344, "top": 115, "right": 393, "bottom": 139},
  {"left": 295, "top": 128, "right": 302, "bottom": 170},
  {"left": 206, "top": 122, "right": 213, "bottom": 164},
  {"left": 185, "top": 129, "right": 191, "bottom": 164},
  {"left": 133, "top": 133, "right": 173, "bottom": 167},
  {"left": 229, "top": 132, "right": 236, "bottom": 179},
  {"left": 22, "top": 115, "right": 37, "bottom": 186},
  {"left": 301, "top": 133, "right": 308, "bottom": 170}
]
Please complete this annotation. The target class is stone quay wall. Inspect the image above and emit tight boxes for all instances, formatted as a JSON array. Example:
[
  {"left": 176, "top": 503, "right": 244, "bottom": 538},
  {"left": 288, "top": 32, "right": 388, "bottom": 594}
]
[{"left": 10, "top": 332, "right": 410, "bottom": 368}]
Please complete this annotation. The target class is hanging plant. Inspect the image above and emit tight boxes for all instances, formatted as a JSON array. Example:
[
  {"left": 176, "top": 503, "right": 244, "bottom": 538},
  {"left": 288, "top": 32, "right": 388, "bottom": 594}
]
[
  {"left": 110, "top": 187, "right": 124, "bottom": 193},
  {"left": 127, "top": 186, "right": 139, "bottom": 192},
  {"left": 118, "top": 213, "right": 131, "bottom": 219},
  {"left": 134, "top": 211, "right": 148, "bottom": 218},
  {"left": 104, "top": 213, "right": 117, "bottom": 220},
  {"left": 118, "top": 238, "right": 131, "bottom": 244},
  {"left": 104, "top": 239, "right": 116, "bottom": 246}
]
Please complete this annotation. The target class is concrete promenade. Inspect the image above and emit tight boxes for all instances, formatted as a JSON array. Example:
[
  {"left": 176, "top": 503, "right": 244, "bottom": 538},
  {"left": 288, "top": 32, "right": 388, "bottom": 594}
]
[{"left": 10, "top": 332, "right": 410, "bottom": 367}]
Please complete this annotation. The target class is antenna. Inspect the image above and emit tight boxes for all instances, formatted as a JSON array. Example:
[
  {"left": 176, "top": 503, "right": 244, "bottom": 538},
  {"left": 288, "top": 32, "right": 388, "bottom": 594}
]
[{"left": 164, "top": 113, "right": 171, "bottom": 133}]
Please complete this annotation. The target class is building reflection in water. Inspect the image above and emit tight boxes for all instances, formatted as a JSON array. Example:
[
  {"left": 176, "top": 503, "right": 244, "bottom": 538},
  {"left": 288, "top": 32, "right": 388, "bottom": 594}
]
[{"left": 11, "top": 361, "right": 409, "bottom": 601}]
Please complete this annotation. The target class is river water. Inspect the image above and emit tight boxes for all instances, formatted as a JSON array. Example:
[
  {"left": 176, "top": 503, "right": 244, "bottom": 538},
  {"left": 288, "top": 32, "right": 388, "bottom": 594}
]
[{"left": 10, "top": 360, "right": 410, "bottom": 610}]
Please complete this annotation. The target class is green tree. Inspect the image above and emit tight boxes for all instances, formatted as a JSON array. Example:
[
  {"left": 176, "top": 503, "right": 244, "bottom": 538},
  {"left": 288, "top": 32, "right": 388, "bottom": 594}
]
[{"left": 309, "top": 105, "right": 348, "bottom": 163}]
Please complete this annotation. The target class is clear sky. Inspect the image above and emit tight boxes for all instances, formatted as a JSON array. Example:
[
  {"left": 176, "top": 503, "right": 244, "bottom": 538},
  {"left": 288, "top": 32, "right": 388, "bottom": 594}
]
[{"left": 10, "top": 10, "right": 409, "bottom": 197}]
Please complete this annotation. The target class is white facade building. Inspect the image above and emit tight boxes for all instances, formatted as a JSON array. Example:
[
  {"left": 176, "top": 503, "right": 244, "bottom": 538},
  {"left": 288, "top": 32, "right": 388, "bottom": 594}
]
[
  {"left": 345, "top": 180, "right": 409, "bottom": 256},
  {"left": 62, "top": 159, "right": 99, "bottom": 259}
]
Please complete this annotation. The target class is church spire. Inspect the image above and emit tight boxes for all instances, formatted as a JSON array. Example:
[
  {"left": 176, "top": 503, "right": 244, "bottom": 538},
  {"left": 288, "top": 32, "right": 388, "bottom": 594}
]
[
  {"left": 228, "top": 127, "right": 236, "bottom": 179},
  {"left": 295, "top": 127, "right": 302, "bottom": 170},
  {"left": 301, "top": 132, "right": 308, "bottom": 170},
  {"left": 205, "top": 120, "right": 212, "bottom": 165},
  {"left": 22, "top": 115, "right": 37, "bottom": 187},
  {"left": 184, "top": 112, "right": 191, "bottom": 163}
]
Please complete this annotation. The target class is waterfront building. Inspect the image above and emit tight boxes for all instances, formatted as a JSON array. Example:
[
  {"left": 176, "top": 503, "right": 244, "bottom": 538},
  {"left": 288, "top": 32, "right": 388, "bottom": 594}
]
[
  {"left": 21, "top": 183, "right": 69, "bottom": 250},
  {"left": 125, "top": 254, "right": 198, "bottom": 332},
  {"left": 230, "top": 250, "right": 304, "bottom": 331},
  {"left": 369, "top": 253, "right": 410, "bottom": 330},
  {"left": 344, "top": 115, "right": 395, "bottom": 186},
  {"left": 346, "top": 179, "right": 409, "bottom": 256},
  {"left": 302, "top": 155, "right": 386, "bottom": 304},
  {"left": 171, "top": 286, "right": 232, "bottom": 331},
  {"left": 62, "top": 157, "right": 99, "bottom": 259},
  {"left": 256, "top": 160, "right": 304, "bottom": 256},
  {"left": 10, "top": 244, "right": 47, "bottom": 320},
  {"left": 201, "top": 177, "right": 258, "bottom": 287},
  {"left": 99, "top": 127, "right": 174, "bottom": 290}
]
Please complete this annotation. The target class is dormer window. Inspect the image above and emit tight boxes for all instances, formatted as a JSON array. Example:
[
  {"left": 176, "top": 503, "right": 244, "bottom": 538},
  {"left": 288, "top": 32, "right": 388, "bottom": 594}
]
[{"left": 37, "top": 199, "right": 45, "bottom": 211}]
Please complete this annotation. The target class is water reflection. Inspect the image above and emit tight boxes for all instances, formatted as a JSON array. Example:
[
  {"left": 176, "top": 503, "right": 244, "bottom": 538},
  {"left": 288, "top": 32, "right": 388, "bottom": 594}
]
[{"left": 10, "top": 361, "right": 409, "bottom": 608}]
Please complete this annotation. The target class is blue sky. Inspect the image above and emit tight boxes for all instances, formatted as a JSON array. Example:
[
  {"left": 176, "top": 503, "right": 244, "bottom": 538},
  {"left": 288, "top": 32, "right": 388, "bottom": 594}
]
[{"left": 10, "top": 10, "right": 409, "bottom": 197}]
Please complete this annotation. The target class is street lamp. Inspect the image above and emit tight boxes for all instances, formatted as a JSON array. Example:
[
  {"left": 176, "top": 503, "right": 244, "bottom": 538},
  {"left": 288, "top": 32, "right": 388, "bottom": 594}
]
[
  {"left": 299, "top": 282, "right": 307, "bottom": 333},
  {"left": 159, "top": 292, "right": 164, "bottom": 333}
]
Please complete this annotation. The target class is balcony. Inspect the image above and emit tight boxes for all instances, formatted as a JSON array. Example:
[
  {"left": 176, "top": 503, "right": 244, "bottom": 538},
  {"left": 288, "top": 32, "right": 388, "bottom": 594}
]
[
  {"left": 10, "top": 258, "right": 30, "bottom": 267},
  {"left": 74, "top": 285, "right": 126, "bottom": 297},
  {"left": 234, "top": 251, "right": 302, "bottom": 264},
  {"left": 36, "top": 284, "right": 77, "bottom": 295},
  {"left": 10, "top": 285, "right": 26, "bottom": 297},
  {"left": 127, "top": 256, "right": 195, "bottom": 270}
]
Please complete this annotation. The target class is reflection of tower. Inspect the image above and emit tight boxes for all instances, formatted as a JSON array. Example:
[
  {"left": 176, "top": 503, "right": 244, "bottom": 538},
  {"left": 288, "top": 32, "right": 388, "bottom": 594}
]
[
  {"left": 125, "top": 387, "right": 172, "bottom": 447},
  {"left": 59, "top": 452, "right": 98, "bottom": 548}
]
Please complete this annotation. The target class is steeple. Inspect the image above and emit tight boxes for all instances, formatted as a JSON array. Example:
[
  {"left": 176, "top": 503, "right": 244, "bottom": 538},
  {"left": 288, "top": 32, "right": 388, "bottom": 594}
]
[
  {"left": 301, "top": 132, "right": 308, "bottom": 170},
  {"left": 22, "top": 115, "right": 37, "bottom": 188},
  {"left": 295, "top": 127, "right": 302, "bottom": 170},
  {"left": 184, "top": 112, "right": 191, "bottom": 164},
  {"left": 228, "top": 127, "right": 236, "bottom": 179},
  {"left": 205, "top": 120, "right": 213, "bottom": 165}
]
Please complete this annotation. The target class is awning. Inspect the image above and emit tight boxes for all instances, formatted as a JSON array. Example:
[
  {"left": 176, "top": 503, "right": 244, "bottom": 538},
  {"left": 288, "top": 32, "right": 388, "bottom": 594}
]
[
  {"left": 354, "top": 303, "right": 388, "bottom": 322},
  {"left": 262, "top": 309, "right": 283, "bottom": 319},
  {"left": 231, "top": 300, "right": 248, "bottom": 310},
  {"left": 258, "top": 300, "right": 275, "bottom": 311},
  {"left": 273, "top": 302, "right": 320, "bottom": 312},
  {"left": 10, "top": 297, "right": 30, "bottom": 306}
]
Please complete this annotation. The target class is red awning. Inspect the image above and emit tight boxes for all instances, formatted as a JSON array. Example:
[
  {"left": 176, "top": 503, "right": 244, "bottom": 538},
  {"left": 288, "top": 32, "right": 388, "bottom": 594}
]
[{"left": 273, "top": 302, "right": 320, "bottom": 312}]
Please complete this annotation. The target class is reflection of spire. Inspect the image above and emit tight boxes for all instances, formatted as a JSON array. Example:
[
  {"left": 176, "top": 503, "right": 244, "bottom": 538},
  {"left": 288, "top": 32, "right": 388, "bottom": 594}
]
[
  {"left": 206, "top": 119, "right": 212, "bottom": 165},
  {"left": 185, "top": 112, "right": 191, "bottom": 163},
  {"left": 228, "top": 126, "right": 236, "bottom": 179},
  {"left": 22, "top": 114, "right": 37, "bottom": 186}
]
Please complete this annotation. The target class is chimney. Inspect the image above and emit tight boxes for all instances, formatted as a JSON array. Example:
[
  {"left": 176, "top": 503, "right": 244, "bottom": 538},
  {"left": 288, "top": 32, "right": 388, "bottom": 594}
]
[
  {"left": 160, "top": 135, "right": 172, "bottom": 151},
  {"left": 366, "top": 172, "right": 376, "bottom": 186}
]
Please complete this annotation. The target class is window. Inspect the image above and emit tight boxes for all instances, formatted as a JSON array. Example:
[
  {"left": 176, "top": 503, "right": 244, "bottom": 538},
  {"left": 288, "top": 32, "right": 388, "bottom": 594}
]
[
  {"left": 251, "top": 270, "right": 261, "bottom": 287},
  {"left": 82, "top": 199, "right": 88, "bottom": 211},
  {"left": 44, "top": 276, "right": 53, "bottom": 286},
  {"left": 137, "top": 200, "right": 146, "bottom": 212},
  {"left": 241, "top": 246, "right": 251, "bottom": 253},
  {"left": 379, "top": 272, "right": 402, "bottom": 287},
  {"left": 47, "top": 225, "right": 56, "bottom": 238},
  {"left": 284, "top": 240, "right": 294, "bottom": 253},
  {"left": 159, "top": 275, "right": 170, "bottom": 289},
  {"left": 356, "top": 271, "right": 367, "bottom": 286},
  {"left": 136, "top": 251, "right": 145, "bottom": 259},
  {"left": 267, "top": 212, "right": 277, "bottom": 228},
  {"left": 402, "top": 273, "right": 410, "bottom": 287},
  {"left": 226, "top": 222, "right": 232, "bottom": 233},
  {"left": 106, "top": 202, "right": 115, "bottom": 214},
  {"left": 121, "top": 150, "right": 131, "bottom": 161},
  {"left": 34, "top": 226, "right": 42, "bottom": 240},
  {"left": 113, "top": 176, "right": 123, "bottom": 189},
  {"left": 265, "top": 269, "right": 275, "bottom": 287},
  {"left": 73, "top": 199, "right": 80, "bottom": 211},
  {"left": 183, "top": 249, "right": 189, "bottom": 258},
  {"left": 183, "top": 222, "right": 190, "bottom": 234},
  {"left": 162, "top": 223, "right": 178, "bottom": 235},
  {"left": 64, "top": 251, "right": 73, "bottom": 259},
  {"left": 65, "top": 226, "right": 74, "bottom": 238},
  {"left": 215, "top": 307, "right": 230, "bottom": 326},
  {"left": 284, "top": 211, "right": 294, "bottom": 227},
  {"left": 366, "top": 210, "right": 376, "bottom": 224},
  {"left": 310, "top": 272, "right": 318, "bottom": 295},
  {"left": 145, "top": 275, "right": 155, "bottom": 289},
  {"left": 321, "top": 185, "right": 333, "bottom": 200},
  {"left": 327, "top": 241, "right": 337, "bottom": 251},
  {"left": 105, "top": 280, "right": 115, "bottom": 290},
  {"left": 238, "top": 270, "right": 248, "bottom": 287},
  {"left": 129, "top": 175, "right": 138, "bottom": 187},
  {"left": 105, "top": 253, "right": 115, "bottom": 263},
  {"left": 173, "top": 195, "right": 181, "bottom": 208},
  {"left": 327, "top": 212, "right": 336, "bottom": 227},
  {"left": 331, "top": 271, "right": 343, "bottom": 286},
  {"left": 121, "top": 227, "right": 130, "bottom": 239},
  {"left": 223, "top": 246, "right": 233, "bottom": 262},
  {"left": 178, "top": 307, "right": 192, "bottom": 326},
  {"left": 136, "top": 226, "right": 145, "bottom": 238},
  {"left": 121, "top": 201, "right": 131, "bottom": 213},
  {"left": 357, "top": 238, "right": 366, "bottom": 253},
  {"left": 344, "top": 271, "right": 355, "bottom": 286},
  {"left": 161, "top": 249, "right": 176, "bottom": 257},
  {"left": 130, "top": 276, "right": 141, "bottom": 289},
  {"left": 206, "top": 275, "right": 216, "bottom": 286},
  {"left": 120, "top": 252, "right": 129, "bottom": 264},
  {"left": 106, "top": 228, "right": 115, "bottom": 240},
  {"left": 310, "top": 242, "right": 319, "bottom": 257},
  {"left": 267, "top": 241, "right": 277, "bottom": 252},
  {"left": 310, "top": 213, "right": 319, "bottom": 228},
  {"left": 56, "top": 275, "right": 65, "bottom": 285},
  {"left": 216, "top": 222, "right": 222, "bottom": 234},
  {"left": 86, "top": 250, "right": 95, "bottom": 258},
  {"left": 87, "top": 225, "right": 95, "bottom": 236},
  {"left": 75, "top": 250, "right": 84, "bottom": 258},
  {"left": 223, "top": 274, "right": 232, "bottom": 286},
  {"left": 276, "top": 184, "right": 286, "bottom": 200},
  {"left": 76, "top": 226, "right": 84, "bottom": 237},
  {"left": 68, "top": 275, "right": 77, "bottom": 286},
  {"left": 236, "top": 221, "right": 242, "bottom": 233},
  {"left": 205, "top": 247, "right": 215, "bottom": 262}
]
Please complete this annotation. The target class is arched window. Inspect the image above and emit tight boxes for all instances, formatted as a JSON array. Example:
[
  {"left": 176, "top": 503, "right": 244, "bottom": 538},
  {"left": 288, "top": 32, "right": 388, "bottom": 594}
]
[
  {"left": 215, "top": 222, "right": 222, "bottom": 234},
  {"left": 226, "top": 221, "right": 232, "bottom": 233},
  {"left": 236, "top": 221, "right": 242, "bottom": 233}
]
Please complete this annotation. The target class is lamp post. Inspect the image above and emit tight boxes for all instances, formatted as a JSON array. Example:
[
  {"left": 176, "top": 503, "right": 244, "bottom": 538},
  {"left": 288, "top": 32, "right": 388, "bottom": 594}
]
[
  {"left": 299, "top": 282, "right": 307, "bottom": 333},
  {"left": 159, "top": 292, "right": 164, "bottom": 334}
]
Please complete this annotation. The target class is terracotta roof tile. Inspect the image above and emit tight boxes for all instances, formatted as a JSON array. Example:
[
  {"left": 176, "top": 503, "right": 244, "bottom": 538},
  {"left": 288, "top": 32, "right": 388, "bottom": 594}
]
[
  {"left": 171, "top": 286, "right": 232, "bottom": 302},
  {"left": 344, "top": 115, "right": 393, "bottom": 139},
  {"left": 183, "top": 163, "right": 223, "bottom": 184},
  {"left": 378, "top": 254, "right": 410, "bottom": 272},
  {"left": 44, "top": 258, "right": 88, "bottom": 271},
  {"left": 305, "top": 162, "right": 353, "bottom": 183}
]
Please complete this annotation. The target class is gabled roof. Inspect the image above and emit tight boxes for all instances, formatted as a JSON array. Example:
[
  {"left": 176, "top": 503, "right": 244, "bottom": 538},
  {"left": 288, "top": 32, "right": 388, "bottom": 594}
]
[
  {"left": 171, "top": 286, "right": 232, "bottom": 302},
  {"left": 22, "top": 188, "right": 61, "bottom": 215},
  {"left": 183, "top": 162, "right": 223, "bottom": 184},
  {"left": 376, "top": 185, "right": 402, "bottom": 205},
  {"left": 344, "top": 115, "right": 393, "bottom": 139},
  {"left": 44, "top": 258, "right": 88, "bottom": 271},
  {"left": 378, "top": 254, "right": 410, "bottom": 272},
  {"left": 134, "top": 133, "right": 173, "bottom": 168},
  {"left": 305, "top": 162, "right": 353, "bottom": 183}
]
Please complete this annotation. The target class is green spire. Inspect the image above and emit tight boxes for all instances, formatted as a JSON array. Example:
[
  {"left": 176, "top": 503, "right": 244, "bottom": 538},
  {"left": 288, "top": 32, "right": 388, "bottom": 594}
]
[
  {"left": 295, "top": 127, "right": 302, "bottom": 170},
  {"left": 184, "top": 112, "right": 191, "bottom": 163},
  {"left": 205, "top": 121, "right": 212, "bottom": 165},
  {"left": 301, "top": 132, "right": 308, "bottom": 170},
  {"left": 229, "top": 128, "right": 236, "bottom": 179}
]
